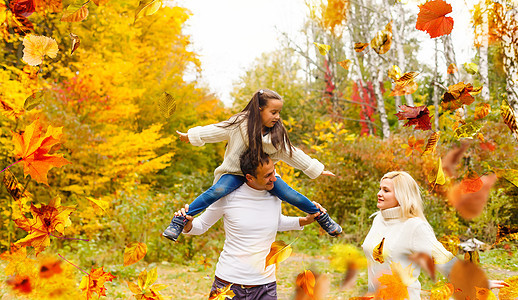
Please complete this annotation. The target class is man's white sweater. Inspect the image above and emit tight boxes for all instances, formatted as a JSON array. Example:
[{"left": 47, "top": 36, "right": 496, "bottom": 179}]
[
  {"left": 187, "top": 115, "right": 324, "bottom": 183},
  {"left": 185, "top": 183, "right": 303, "bottom": 285}
]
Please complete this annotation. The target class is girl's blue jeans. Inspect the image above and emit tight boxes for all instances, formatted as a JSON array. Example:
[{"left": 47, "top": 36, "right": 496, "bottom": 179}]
[{"left": 184, "top": 174, "right": 320, "bottom": 216}]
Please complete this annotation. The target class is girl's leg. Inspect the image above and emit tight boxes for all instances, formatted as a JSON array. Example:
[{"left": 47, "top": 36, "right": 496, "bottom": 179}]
[
  {"left": 269, "top": 176, "right": 320, "bottom": 214},
  {"left": 186, "top": 174, "right": 245, "bottom": 216}
]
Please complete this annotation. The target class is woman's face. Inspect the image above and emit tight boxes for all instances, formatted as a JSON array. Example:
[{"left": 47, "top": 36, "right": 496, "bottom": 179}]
[
  {"left": 260, "top": 99, "right": 283, "bottom": 128},
  {"left": 377, "top": 178, "right": 399, "bottom": 210}
]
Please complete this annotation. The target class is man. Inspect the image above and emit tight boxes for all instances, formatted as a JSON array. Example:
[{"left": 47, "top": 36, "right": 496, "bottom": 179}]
[{"left": 173, "top": 149, "right": 324, "bottom": 299}]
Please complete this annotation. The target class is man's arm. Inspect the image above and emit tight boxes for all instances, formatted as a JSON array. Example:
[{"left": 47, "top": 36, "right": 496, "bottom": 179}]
[
  {"left": 174, "top": 203, "right": 224, "bottom": 236},
  {"left": 278, "top": 201, "right": 324, "bottom": 231}
]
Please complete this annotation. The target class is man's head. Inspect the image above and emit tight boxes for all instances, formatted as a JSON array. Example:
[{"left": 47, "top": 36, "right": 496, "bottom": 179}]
[{"left": 240, "top": 149, "right": 276, "bottom": 190}]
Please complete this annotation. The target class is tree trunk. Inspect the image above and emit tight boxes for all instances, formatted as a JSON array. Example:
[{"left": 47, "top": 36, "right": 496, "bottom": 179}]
[
  {"left": 478, "top": 0, "right": 490, "bottom": 102},
  {"left": 391, "top": 2, "right": 414, "bottom": 106},
  {"left": 433, "top": 39, "right": 441, "bottom": 131},
  {"left": 501, "top": 4, "right": 518, "bottom": 112},
  {"left": 369, "top": 54, "right": 390, "bottom": 139},
  {"left": 442, "top": 35, "right": 459, "bottom": 86}
]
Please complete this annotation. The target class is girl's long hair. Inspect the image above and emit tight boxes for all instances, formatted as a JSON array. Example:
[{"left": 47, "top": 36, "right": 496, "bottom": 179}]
[
  {"left": 381, "top": 171, "right": 427, "bottom": 220},
  {"left": 221, "top": 89, "right": 294, "bottom": 157}
]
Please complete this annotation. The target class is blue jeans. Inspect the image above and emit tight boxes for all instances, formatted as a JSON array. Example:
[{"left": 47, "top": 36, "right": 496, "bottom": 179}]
[
  {"left": 185, "top": 174, "right": 320, "bottom": 217},
  {"left": 209, "top": 276, "right": 277, "bottom": 300}
]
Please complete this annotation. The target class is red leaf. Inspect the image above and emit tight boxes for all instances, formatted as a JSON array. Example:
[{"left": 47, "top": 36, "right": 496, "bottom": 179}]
[
  {"left": 395, "top": 105, "right": 432, "bottom": 131},
  {"left": 415, "top": 0, "right": 454, "bottom": 38}
]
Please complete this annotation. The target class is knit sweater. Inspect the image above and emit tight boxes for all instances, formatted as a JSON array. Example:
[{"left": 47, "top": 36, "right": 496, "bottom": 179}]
[
  {"left": 187, "top": 115, "right": 325, "bottom": 183},
  {"left": 184, "top": 183, "right": 303, "bottom": 285},
  {"left": 362, "top": 207, "right": 456, "bottom": 299}
]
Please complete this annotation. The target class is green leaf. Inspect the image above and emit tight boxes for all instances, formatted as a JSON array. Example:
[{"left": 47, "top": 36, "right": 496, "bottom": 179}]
[
  {"left": 134, "top": 0, "right": 162, "bottom": 23},
  {"left": 454, "top": 122, "right": 484, "bottom": 139},
  {"left": 24, "top": 91, "right": 46, "bottom": 111},
  {"left": 158, "top": 92, "right": 176, "bottom": 119},
  {"left": 463, "top": 62, "right": 478, "bottom": 75}
]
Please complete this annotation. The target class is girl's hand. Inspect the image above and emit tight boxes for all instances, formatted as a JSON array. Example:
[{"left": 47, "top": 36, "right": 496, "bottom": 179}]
[
  {"left": 321, "top": 170, "right": 335, "bottom": 176},
  {"left": 176, "top": 130, "right": 190, "bottom": 143}
]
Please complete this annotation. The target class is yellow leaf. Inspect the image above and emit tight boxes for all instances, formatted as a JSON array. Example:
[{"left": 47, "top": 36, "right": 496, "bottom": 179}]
[
  {"left": 375, "top": 262, "right": 410, "bottom": 300},
  {"left": 395, "top": 72, "right": 419, "bottom": 86},
  {"left": 475, "top": 287, "right": 497, "bottom": 300},
  {"left": 370, "top": 21, "right": 393, "bottom": 54},
  {"left": 354, "top": 42, "right": 369, "bottom": 52},
  {"left": 265, "top": 240, "right": 293, "bottom": 269},
  {"left": 314, "top": 42, "right": 331, "bottom": 56},
  {"left": 296, "top": 269, "right": 315, "bottom": 298},
  {"left": 422, "top": 131, "right": 440, "bottom": 156},
  {"left": 373, "top": 237, "right": 385, "bottom": 263},
  {"left": 454, "top": 122, "right": 484, "bottom": 139},
  {"left": 87, "top": 197, "right": 109, "bottom": 214},
  {"left": 158, "top": 92, "right": 177, "bottom": 119},
  {"left": 388, "top": 65, "right": 402, "bottom": 81},
  {"left": 463, "top": 62, "right": 479, "bottom": 75},
  {"left": 499, "top": 275, "right": 518, "bottom": 300},
  {"left": 428, "top": 158, "right": 446, "bottom": 188},
  {"left": 330, "top": 244, "right": 367, "bottom": 272},
  {"left": 430, "top": 282, "right": 454, "bottom": 300},
  {"left": 501, "top": 100, "right": 518, "bottom": 142},
  {"left": 474, "top": 103, "right": 491, "bottom": 120},
  {"left": 135, "top": 0, "right": 163, "bottom": 23},
  {"left": 124, "top": 242, "right": 147, "bottom": 266},
  {"left": 60, "top": 1, "right": 89, "bottom": 22},
  {"left": 22, "top": 34, "right": 59, "bottom": 66},
  {"left": 209, "top": 283, "right": 235, "bottom": 300}
]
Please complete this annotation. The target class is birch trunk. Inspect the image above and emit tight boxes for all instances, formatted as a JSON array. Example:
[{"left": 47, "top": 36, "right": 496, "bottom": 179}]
[
  {"left": 478, "top": 3, "right": 490, "bottom": 102},
  {"left": 501, "top": 4, "right": 518, "bottom": 112},
  {"left": 433, "top": 39, "right": 441, "bottom": 131},
  {"left": 442, "top": 35, "right": 459, "bottom": 86}
]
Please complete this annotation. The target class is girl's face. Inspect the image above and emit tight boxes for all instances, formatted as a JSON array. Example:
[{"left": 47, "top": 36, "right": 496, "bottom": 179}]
[
  {"left": 260, "top": 99, "right": 283, "bottom": 128},
  {"left": 377, "top": 178, "right": 399, "bottom": 210}
]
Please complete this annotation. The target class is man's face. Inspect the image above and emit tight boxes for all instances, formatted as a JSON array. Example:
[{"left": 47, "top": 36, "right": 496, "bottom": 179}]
[{"left": 246, "top": 158, "right": 277, "bottom": 190}]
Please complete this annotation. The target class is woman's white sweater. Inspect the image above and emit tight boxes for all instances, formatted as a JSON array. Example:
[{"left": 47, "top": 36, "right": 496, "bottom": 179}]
[{"left": 187, "top": 115, "right": 324, "bottom": 183}]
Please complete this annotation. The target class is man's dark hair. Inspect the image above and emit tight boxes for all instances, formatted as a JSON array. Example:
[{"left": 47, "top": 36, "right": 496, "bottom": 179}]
[{"left": 240, "top": 148, "right": 271, "bottom": 178}]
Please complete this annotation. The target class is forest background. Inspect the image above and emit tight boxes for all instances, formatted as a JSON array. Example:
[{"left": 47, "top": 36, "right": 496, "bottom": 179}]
[{"left": 1, "top": 0, "right": 518, "bottom": 299}]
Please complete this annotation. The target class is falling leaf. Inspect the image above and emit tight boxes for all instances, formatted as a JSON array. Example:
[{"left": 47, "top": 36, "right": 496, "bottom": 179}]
[
  {"left": 329, "top": 244, "right": 367, "bottom": 289},
  {"left": 492, "top": 168, "right": 518, "bottom": 188},
  {"left": 441, "top": 82, "right": 482, "bottom": 111},
  {"left": 80, "top": 267, "right": 116, "bottom": 300},
  {"left": 441, "top": 141, "right": 470, "bottom": 177},
  {"left": 60, "top": 0, "right": 88, "bottom": 22},
  {"left": 428, "top": 157, "right": 446, "bottom": 188},
  {"left": 447, "top": 63, "right": 458, "bottom": 74},
  {"left": 370, "top": 21, "right": 393, "bottom": 54},
  {"left": 373, "top": 237, "right": 385, "bottom": 263},
  {"left": 87, "top": 197, "right": 109, "bottom": 214},
  {"left": 500, "top": 100, "right": 518, "bottom": 142},
  {"left": 314, "top": 42, "right": 331, "bottom": 56},
  {"left": 123, "top": 242, "right": 147, "bottom": 266},
  {"left": 396, "top": 72, "right": 420, "bottom": 85},
  {"left": 479, "top": 141, "right": 496, "bottom": 152},
  {"left": 415, "top": 0, "right": 454, "bottom": 38},
  {"left": 475, "top": 287, "right": 497, "bottom": 300},
  {"left": 134, "top": 0, "right": 162, "bottom": 23},
  {"left": 390, "top": 80, "right": 419, "bottom": 96},
  {"left": 474, "top": 103, "right": 491, "bottom": 120},
  {"left": 127, "top": 267, "right": 168, "bottom": 300},
  {"left": 401, "top": 136, "right": 424, "bottom": 157},
  {"left": 354, "top": 42, "right": 369, "bottom": 52},
  {"left": 395, "top": 105, "right": 432, "bottom": 131},
  {"left": 438, "top": 235, "right": 460, "bottom": 256},
  {"left": 24, "top": 91, "right": 46, "bottom": 111},
  {"left": 69, "top": 32, "right": 80, "bottom": 54},
  {"left": 265, "top": 240, "right": 293, "bottom": 269},
  {"left": 296, "top": 269, "right": 315, "bottom": 298},
  {"left": 12, "top": 119, "right": 71, "bottom": 185},
  {"left": 388, "top": 65, "right": 402, "bottom": 81},
  {"left": 375, "top": 262, "right": 411, "bottom": 300},
  {"left": 197, "top": 255, "right": 213, "bottom": 269},
  {"left": 447, "top": 174, "right": 497, "bottom": 220},
  {"left": 450, "top": 260, "right": 488, "bottom": 300},
  {"left": 22, "top": 34, "right": 59, "bottom": 66},
  {"left": 2, "top": 169, "right": 29, "bottom": 202},
  {"left": 6, "top": 275, "right": 32, "bottom": 294},
  {"left": 0, "top": 244, "right": 33, "bottom": 276},
  {"left": 459, "top": 172, "right": 483, "bottom": 194},
  {"left": 422, "top": 131, "right": 440, "bottom": 156},
  {"left": 453, "top": 122, "right": 484, "bottom": 139},
  {"left": 430, "top": 282, "right": 454, "bottom": 300},
  {"left": 208, "top": 283, "right": 235, "bottom": 300},
  {"left": 464, "top": 250, "right": 480, "bottom": 264},
  {"left": 338, "top": 59, "right": 351, "bottom": 70},
  {"left": 39, "top": 257, "right": 63, "bottom": 278},
  {"left": 158, "top": 92, "right": 177, "bottom": 119},
  {"left": 463, "top": 62, "right": 479, "bottom": 75},
  {"left": 499, "top": 275, "right": 518, "bottom": 300},
  {"left": 409, "top": 253, "right": 435, "bottom": 280},
  {"left": 14, "top": 196, "right": 75, "bottom": 255}
]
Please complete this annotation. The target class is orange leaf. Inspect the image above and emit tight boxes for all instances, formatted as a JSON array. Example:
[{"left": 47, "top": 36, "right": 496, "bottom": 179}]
[
  {"left": 395, "top": 72, "right": 419, "bottom": 85},
  {"left": 354, "top": 42, "right": 369, "bottom": 52},
  {"left": 390, "top": 80, "right": 418, "bottom": 96},
  {"left": 370, "top": 21, "right": 393, "bottom": 54},
  {"left": 415, "top": 0, "right": 454, "bottom": 38},
  {"left": 447, "top": 174, "right": 497, "bottom": 220},
  {"left": 373, "top": 237, "right": 385, "bottom": 263},
  {"left": 422, "top": 131, "right": 440, "bottom": 156},
  {"left": 296, "top": 269, "right": 315, "bottom": 298},
  {"left": 39, "top": 257, "right": 63, "bottom": 278},
  {"left": 501, "top": 100, "right": 518, "bottom": 143},
  {"left": 402, "top": 136, "right": 424, "bottom": 157},
  {"left": 208, "top": 283, "right": 235, "bottom": 300},
  {"left": 69, "top": 32, "right": 80, "bottom": 55},
  {"left": 430, "top": 282, "right": 454, "bottom": 300},
  {"left": 338, "top": 59, "right": 351, "bottom": 70},
  {"left": 450, "top": 260, "right": 488, "bottom": 300},
  {"left": 441, "top": 82, "right": 480, "bottom": 111},
  {"left": 375, "top": 264, "right": 410, "bottom": 300},
  {"left": 123, "top": 242, "right": 147, "bottom": 266},
  {"left": 475, "top": 287, "right": 497, "bottom": 300},
  {"left": 409, "top": 253, "right": 435, "bottom": 280},
  {"left": 474, "top": 103, "right": 491, "bottom": 120},
  {"left": 79, "top": 267, "right": 116, "bottom": 300},
  {"left": 34, "top": 0, "right": 62, "bottom": 13},
  {"left": 265, "top": 240, "right": 293, "bottom": 269},
  {"left": 0, "top": 244, "right": 33, "bottom": 276},
  {"left": 7, "top": 275, "right": 32, "bottom": 294},
  {"left": 441, "top": 141, "right": 470, "bottom": 177},
  {"left": 447, "top": 63, "right": 458, "bottom": 74},
  {"left": 12, "top": 119, "right": 71, "bottom": 185},
  {"left": 60, "top": 1, "right": 88, "bottom": 22},
  {"left": 459, "top": 173, "right": 483, "bottom": 194}
]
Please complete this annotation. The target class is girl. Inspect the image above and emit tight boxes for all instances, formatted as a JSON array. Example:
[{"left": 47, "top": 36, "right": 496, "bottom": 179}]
[
  {"left": 162, "top": 89, "right": 341, "bottom": 242},
  {"left": 362, "top": 171, "right": 506, "bottom": 299}
]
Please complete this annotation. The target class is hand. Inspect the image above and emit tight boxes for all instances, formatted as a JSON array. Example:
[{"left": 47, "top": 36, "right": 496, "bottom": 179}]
[
  {"left": 321, "top": 170, "right": 335, "bottom": 176},
  {"left": 176, "top": 130, "right": 190, "bottom": 143},
  {"left": 488, "top": 280, "right": 510, "bottom": 289},
  {"left": 174, "top": 204, "right": 194, "bottom": 232},
  {"left": 299, "top": 201, "right": 326, "bottom": 226}
]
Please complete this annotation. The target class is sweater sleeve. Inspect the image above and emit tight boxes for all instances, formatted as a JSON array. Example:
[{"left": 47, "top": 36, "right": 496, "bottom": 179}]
[
  {"left": 184, "top": 199, "right": 225, "bottom": 236},
  {"left": 187, "top": 121, "right": 232, "bottom": 147},
  {"left": 411, "top": 222, "right": 456, "bottom": 276},
  {"left": 277, "top": 215, "right": 303, "bottom": 232},
  {"left": 271, "top": 146, "right": 325, "bottom": 179}
]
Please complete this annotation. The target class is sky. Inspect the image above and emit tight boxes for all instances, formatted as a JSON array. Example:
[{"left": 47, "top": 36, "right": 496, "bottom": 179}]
[{"left": 178, "top": 0, "right": 476, "bottom": 107}]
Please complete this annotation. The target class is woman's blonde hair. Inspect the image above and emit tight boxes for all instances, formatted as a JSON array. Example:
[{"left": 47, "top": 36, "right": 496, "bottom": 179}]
[{"left": 381, "top": 171, "right": 426, "bottom": 220}]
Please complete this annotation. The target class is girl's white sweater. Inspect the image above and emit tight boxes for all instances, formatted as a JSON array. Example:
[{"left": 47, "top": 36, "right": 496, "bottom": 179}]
[{"left": 187, "top": 116, "right": 324, "bottom": 183}]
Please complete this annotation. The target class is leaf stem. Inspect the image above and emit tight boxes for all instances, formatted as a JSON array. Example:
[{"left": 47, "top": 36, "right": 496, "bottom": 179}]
[
  {"left": 0, "top": 159, "right": 22, "bottom": 174},
  {"left": 58, "top": 253, "right": 89, "bottom": 276},
  {"left": 50, "top": 233, "right": 89, "bottom": 241}
]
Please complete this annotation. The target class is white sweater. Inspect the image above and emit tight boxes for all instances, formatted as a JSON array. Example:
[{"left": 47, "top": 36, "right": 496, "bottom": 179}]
[
  {"left": 184, "top": 183, "right": 303, "bottom": 285},
  {"left": 362, "top": 207, "right": 455, "bottom": 299},
  {"left": 187, "top": 115, "right": 325, "bottom": 183}
]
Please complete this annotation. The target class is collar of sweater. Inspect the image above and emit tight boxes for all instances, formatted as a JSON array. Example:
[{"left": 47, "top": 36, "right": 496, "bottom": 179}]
[{"left": 380, "top": 206, "right": 402, "bottom": 220}]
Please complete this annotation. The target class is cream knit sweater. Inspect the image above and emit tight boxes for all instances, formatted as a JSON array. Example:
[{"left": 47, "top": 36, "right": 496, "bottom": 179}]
[{"left": 187, "top": 115, "right": 325, "bottom": 183}]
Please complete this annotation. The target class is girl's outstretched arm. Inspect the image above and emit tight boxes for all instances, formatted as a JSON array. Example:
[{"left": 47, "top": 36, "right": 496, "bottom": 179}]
[
  {"left": 321, "top": 170, "right": 335, "bottom": 176},
  {"left": 176, "top": 130, "right": 190, "bottom": 143}
]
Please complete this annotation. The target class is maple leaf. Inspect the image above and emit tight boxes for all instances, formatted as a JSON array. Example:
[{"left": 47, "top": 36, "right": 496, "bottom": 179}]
[
  {"left": 373, "top": 237, "right": 385, "bottom": 263},
  {"left": 22, "top": 34, "right": 59, "bottom": 66},
  {"left": 208, "top": 283, "right": 235, "bottom": 300},
  {"left": 296, "top": 269, "right": 315, "bottom": 298},
  {"left": 474, "top": 103, "right": 491, "bottom": 120},
  {"left": 123, "top": 242, "right": 147, "bottom": 266},
  {"left": 422, "top": 131, "right": 440, "bottom": 156},
  {"left": 447, "top": 174, "right": 497, "bottom": 220},
  {"left": 401, "top": 136, "right": 424, "bottom": 157},
  {"left": 375, "top": 262, "right": 412, "bottom": 300},
  {"left": 127, "top": 267, "right": 168, "bottom": 300},
  {"left": 501, "top": 99, "right": 518, "bottom": 142},
  {"left": 60, "top": 1, "right": 88, "bottom": 22},
  {"left": 14, "top": 196, "right": 75, "bottom": 255},
  {"left": 395, "top": 105, "right": 432, "bottom": 131},
  {"left": 415, "top": 0, "right": 454, "bottom": 38},
  {"left": 499, "top": 275, "right": 518, "bottom": 300},
  {"left": 314, "top": 42, "right": 331, "bottom": 56},
  {"left": 0, "top": 244, "right": 34, "bottom": 276},
  {"left": 370, "top": 21, "right": 393, "bottom": 54},
  {"left": 80, "top": 267, "right": 116, "bottom": 299},
  {"left": 197, "top": 255, "right": 213, "bottom": 269},
  {"left": 441, "top": 82, "right": 481, "bottom": 111},
  {"left": 447, "top": 63, "right": 458, "bottom": 74},
  {"left": 354, "top": 42, "right": 369, "bottom": 52},
  {"left": 12, "top": 119, "right": 71, "bottom": 185},
  {"left": 265, "top": 240, "right": 293, "bottom": 269},
  {"left": 430, "top": 282, "right": 454, "bottom": 300}
]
